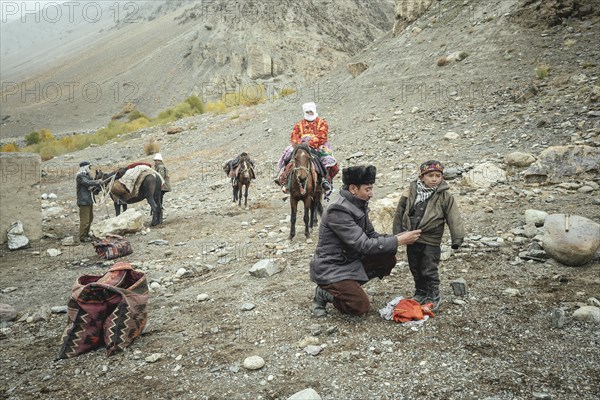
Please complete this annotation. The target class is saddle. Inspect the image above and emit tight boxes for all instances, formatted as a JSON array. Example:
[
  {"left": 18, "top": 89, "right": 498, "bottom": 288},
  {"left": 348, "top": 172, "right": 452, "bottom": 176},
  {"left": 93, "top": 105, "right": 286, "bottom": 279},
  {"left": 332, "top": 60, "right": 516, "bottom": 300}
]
[{"left": 111, "top": 166, "right": 162, "bottom": 203}]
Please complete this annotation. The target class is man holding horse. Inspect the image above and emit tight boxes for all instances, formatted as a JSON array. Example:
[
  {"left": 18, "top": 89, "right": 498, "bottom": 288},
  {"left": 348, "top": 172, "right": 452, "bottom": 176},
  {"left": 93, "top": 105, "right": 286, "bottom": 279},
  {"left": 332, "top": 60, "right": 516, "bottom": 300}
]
[
  {"left": 76, "top": 161, "right": 102, "bottom": 242},
  {"left": 309, "top": 165, "right": 421, "bottom": 317},
  {"left": 275, "top": 102, "right": 338, "bottom": 194}
]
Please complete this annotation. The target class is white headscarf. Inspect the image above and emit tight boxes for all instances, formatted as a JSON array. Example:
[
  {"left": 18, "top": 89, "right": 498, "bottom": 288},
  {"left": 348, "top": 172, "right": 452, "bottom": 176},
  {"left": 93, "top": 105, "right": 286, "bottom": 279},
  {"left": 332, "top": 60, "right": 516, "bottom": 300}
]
[{"left": 302, "top": 102, "right": 318, "bottom": 122}]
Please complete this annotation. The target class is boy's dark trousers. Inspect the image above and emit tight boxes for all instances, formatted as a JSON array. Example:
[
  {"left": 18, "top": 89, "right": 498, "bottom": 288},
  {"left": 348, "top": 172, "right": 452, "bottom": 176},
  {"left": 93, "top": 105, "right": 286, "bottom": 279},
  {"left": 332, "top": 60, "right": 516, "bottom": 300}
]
[{"left": 406, "top": 243, "right": 441, "bottom": 293}]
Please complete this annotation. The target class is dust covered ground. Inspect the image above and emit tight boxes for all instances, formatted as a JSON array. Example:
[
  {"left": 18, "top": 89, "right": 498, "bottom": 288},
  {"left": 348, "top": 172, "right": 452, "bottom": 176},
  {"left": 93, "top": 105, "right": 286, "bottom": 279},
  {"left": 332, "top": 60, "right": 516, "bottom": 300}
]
[
  {"left": 2, "top": 0, "right": 600, "bottom": 398},
  {"left": 1, "top": 109, "right": 599, "bottom": 400}
]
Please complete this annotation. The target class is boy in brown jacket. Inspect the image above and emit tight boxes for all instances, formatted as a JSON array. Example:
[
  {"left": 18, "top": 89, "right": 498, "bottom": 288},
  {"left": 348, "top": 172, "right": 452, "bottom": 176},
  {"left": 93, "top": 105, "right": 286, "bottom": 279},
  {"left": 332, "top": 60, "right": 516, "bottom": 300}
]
[{"left": 392, "top": 160, "right": 464, "bottom": 310}]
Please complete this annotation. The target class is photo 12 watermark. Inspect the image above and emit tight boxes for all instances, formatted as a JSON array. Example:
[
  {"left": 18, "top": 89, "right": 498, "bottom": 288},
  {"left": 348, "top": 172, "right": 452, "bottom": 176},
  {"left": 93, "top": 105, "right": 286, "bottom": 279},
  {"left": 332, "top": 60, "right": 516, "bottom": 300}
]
[
  {"left": 1, "top": 81, "right": 140, "bottom": 105},
  {"left": 1, "top": 1, "right": 142, "bottom": 24}
]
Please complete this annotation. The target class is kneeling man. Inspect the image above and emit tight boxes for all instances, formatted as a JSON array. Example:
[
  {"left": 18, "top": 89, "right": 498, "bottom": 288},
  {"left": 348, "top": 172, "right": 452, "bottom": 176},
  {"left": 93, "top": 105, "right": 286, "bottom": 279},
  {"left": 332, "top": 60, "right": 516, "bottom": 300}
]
[{"left": 309, "top": 165, "right": 421, "bottom": 317}]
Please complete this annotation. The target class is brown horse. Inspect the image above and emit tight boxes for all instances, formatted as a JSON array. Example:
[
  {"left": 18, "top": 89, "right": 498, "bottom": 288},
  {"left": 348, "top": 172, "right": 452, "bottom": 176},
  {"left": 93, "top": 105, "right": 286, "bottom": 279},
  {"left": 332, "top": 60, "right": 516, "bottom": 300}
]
[
  {"left": 95, "top": 168, "right": 163, "bottom": 226},
  {"left": 232, "top": 153, "right": 253, "bottom": 208},
  {"left": 289, "top": 144, "right": 323, "bottom": 239}
]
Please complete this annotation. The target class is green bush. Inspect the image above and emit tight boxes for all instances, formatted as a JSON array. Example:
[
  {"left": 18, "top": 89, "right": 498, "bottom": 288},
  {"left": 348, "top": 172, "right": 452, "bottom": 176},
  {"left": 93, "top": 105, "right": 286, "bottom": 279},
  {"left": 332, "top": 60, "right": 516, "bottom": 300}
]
[
  {"left": 25, "top": 131, "right": 41, "bottom": 145},
  {"left": 185, "top": 95, "right": 204, "bottom": 114},
  {"left": 128, "top": 110, "right": 149, "bottom": 122}
]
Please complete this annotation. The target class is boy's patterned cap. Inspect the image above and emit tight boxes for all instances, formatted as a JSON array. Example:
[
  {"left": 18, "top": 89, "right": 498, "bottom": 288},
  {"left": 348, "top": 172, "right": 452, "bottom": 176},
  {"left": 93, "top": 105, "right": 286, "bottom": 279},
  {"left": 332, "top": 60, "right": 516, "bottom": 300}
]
[{"left": 419, "top": 160, "right": 444, "bottom": 176}]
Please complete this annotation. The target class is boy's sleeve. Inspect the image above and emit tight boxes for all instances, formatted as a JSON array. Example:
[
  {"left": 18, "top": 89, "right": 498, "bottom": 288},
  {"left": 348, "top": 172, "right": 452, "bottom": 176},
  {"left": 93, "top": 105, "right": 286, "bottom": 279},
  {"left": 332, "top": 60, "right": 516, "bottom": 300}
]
[
  {"left": 392, "top": 190, "right": 409, "bottom": 234},
  {"left": 445, "top": 194, "right": 465, "bottom": 249}
]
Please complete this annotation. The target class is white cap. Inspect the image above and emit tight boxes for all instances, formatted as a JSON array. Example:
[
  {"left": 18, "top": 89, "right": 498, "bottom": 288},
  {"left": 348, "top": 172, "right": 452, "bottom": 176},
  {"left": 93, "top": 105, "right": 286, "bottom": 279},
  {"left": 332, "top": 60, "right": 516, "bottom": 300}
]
[{"left": 153, "top": 153, "right": 163, "bottom": 161}]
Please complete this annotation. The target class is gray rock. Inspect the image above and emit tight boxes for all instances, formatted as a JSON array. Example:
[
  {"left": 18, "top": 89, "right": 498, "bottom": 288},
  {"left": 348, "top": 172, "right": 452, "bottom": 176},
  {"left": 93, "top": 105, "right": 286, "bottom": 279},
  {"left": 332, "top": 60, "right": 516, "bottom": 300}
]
[
  {"left": 505, "top": 152, "right": 536, "bottom": 167},
  {"left": 304, "top": 345, "right": 322, "bottom": 356},
  {"left": 450, "top": 278, "right": 468, "bottom": 296},
  {"left": 0, "top": 304, "right": 17, "bottom": 322},
  {"left": 91, "top": 208, "right": 144, "bottom": 237},
  {"left": 249, "top": 259, "right": 283, "bottom": 278},
  {"left": 550, "top": 309, "right": 566, "bottom": 328},
  {"left": 542, "top": 214, "right": 600, "bottom": 266},
  {"left": 464, "top": 162, "right": 506, "bottom": 187},
  {"left": 287, "top": 388, "right": 322, "bottom": 400},
  {"left": 241, "top": 303, "right": 255, "bottom": 311},
  {"left": 243, "top": 355, "right": 265, "bottom": 370},
  {"left": 572, "top": 306, "right": 600, "bottom": 323},
  {"left": 525, "top": 209, "right": 548, "bottom": 227},
  {"left": 50, "top": 306, "right": 68, "bottom": 314},
  {"left": 197, "top": 293, "right": 209, "bottom": 302},
  {"left": 524, "top": 145, "right": 600, "bottom": 183}
]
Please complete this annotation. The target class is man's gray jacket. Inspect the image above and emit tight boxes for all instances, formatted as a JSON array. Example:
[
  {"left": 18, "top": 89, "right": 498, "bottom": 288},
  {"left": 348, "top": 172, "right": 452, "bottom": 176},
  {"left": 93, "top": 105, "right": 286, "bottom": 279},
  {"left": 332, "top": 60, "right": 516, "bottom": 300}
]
[{"left": 310, "top": 189, "right": 398, "bottom": 285}]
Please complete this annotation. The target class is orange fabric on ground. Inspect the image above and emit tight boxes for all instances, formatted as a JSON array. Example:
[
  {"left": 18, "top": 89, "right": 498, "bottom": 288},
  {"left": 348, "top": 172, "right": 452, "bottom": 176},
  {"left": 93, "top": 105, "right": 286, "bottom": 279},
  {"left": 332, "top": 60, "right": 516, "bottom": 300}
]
[{"left": 392, "top": 299, "right": 435, "bottom": 323}]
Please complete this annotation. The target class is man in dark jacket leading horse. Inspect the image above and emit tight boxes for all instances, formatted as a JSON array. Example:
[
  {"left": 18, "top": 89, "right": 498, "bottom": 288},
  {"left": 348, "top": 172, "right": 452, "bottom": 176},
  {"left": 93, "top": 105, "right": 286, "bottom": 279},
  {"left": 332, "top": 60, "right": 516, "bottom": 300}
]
[
  {"left": 309, "top": 165, "right": 421, "bottom": 317},
  {"left": 76, "top": 161, "right": 102, "bottom": 242}
]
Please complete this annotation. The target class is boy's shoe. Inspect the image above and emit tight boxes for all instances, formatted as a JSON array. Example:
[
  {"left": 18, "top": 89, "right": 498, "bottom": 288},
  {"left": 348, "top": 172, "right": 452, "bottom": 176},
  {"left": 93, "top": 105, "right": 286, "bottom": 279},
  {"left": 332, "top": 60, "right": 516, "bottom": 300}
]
[
  {"left": 425, "top": 285, "right": 442, "bottom": 311},
  {"left": 273, "top": 178, "right": 281, "bottom": 186},
  {"left": 312, "top": 286, "right": 333, "bottom": 317},
  {"left": 411, "top": 290, "right": 428, "bottom": 304},
  {"left": 321, "top": 180, "right": 332, "bottom": 191}
]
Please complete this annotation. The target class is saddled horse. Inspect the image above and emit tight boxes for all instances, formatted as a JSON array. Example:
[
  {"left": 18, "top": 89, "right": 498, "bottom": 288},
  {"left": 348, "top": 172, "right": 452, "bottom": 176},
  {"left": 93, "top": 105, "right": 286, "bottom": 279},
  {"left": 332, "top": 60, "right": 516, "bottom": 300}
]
[
  {"left": 232, "top": 153, "right": 253, "bottom": 208},
  {"left": 95, "top": 167, "right": 163, "bottom": 226},
  {"left": 289, "top": 144, "right": 323, "bottom": 239}
]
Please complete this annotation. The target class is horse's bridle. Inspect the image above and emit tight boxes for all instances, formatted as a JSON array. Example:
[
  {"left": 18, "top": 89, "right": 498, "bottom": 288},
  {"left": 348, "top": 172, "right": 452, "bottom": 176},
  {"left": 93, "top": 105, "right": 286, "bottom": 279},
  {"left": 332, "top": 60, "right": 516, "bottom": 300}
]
[{"left": 292, "top": 149, "right": 311, "bottom": 196}]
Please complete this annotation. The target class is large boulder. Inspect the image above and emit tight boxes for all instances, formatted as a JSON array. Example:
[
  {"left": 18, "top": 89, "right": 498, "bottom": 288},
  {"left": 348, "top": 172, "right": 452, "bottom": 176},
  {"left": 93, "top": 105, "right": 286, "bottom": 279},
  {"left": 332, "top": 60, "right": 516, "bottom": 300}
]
[
  {"left": 542, "top": 214, "right": 600, "bottom": 266},
  {"left": 524, "top": 145, "right": 600, "bottom": 183},
  {"left": 464, "top": 162, "right": 506, "bottom": 187},
  {"left": 369, "top": 193, "right": 401, "bottom": 233},
  {"left": 505, "top": 152, "right": 536, "bottom": 168},
  {"left": 90, "top": 208, "right": 145, "bottom": 237}
]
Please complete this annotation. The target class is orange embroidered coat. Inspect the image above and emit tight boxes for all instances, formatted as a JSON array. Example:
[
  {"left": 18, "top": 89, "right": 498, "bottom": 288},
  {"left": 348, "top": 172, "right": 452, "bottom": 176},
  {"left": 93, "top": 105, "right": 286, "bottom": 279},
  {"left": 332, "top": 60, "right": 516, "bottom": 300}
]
[{"left": 290, "top": 117, "right": 329, "bottom": 149}]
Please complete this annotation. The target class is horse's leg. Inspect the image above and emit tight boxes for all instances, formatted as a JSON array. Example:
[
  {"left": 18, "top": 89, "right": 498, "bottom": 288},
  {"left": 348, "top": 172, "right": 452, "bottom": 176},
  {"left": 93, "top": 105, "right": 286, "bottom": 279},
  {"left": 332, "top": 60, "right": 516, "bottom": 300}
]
[
  {"left": 233, "top": 183, "right": 237, "bottom": 202},
  {"left": 289, "top": 197, "right": 297, "bottom": 240},
  {"left": 244, "top": 182, "right": 249, "bottom": 208},
  {"left": 303, "top": 197, "right": 311, "bottom": 238},
  {"left": 155, "top": 184, "right": 163, "bottom": 224},
  {"left": 114, "top": 202, "right": 121, "bottom": 216}
]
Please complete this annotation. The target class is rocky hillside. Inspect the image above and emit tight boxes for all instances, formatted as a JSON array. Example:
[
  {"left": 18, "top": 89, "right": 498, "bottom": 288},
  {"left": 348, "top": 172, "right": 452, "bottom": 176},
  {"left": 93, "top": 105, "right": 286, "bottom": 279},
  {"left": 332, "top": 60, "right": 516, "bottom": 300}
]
[
  {"left": 0, "top": 1, "right": 599, "bottom": 399},
  {"left": 0, "top": 0, "right": 394, "bottom": 139}
]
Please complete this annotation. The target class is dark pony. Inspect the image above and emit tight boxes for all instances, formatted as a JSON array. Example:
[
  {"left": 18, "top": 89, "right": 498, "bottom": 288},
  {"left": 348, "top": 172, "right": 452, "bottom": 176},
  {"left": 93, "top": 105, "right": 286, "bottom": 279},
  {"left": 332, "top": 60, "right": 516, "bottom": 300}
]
[
  {"left": 95, "top": 168, "right": 163, "bottom": 226},
  {"left": 289, "top": 144, "right": 322, "bottom": 239},
  {"left": 232, "top": 152, "right": 253, "bottom": 208}
]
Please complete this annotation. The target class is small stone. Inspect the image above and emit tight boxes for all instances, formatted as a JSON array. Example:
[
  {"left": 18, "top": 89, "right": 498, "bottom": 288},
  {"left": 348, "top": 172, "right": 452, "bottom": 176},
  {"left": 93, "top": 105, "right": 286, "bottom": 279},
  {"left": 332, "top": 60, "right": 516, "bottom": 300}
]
[
  {"left": 550, "top": 308, "right": 566, "bottom": 328},
  {"left": 503, "top": 288, "right": 520, "bottom": 297},
  {"left": 298, "top": 336, "right": 319, "bottom": 348},
  {"left": 50, "top": 306, "right": 68, "bottom": 314},
  {"left": 287, "top": 388, "right": 322, "bottom": 400},
  {"left": 0, "top": 304, "right": 17, "bottom": 322},
  {"left": 588, "top": 298, "right": 600, "bottom": 308},
  {"left": 241, "top": 303, "right": 255, "bottom": 311},
  {"left": 47, "top": 248, "right": 61, "bottom": 257},
  {"left": 175, "top": 268, "right": 187, "bottom": 277},
  {"left": 150, "top": 282, "right": 161, "bottom": 290},
  {"left": 304, "top": 345, "right": 322, "bottom": 356},
  {"left": 450, "top": 278, "right": 468, "bottom": 296},
  {"left": 145, "top": 353, "right": 163, "bottom": 363},
  {"left": 243, "top": 355, "right": 265, "bottom": 370},
  {"left": 197, "top": 293, "right": 210, "bottom": 302}
]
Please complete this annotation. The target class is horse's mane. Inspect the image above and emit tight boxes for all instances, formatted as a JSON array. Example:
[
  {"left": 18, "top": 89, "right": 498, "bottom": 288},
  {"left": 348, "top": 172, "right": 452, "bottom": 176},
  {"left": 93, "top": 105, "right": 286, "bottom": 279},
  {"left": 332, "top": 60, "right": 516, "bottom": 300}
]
[{"left": 294, "top": 143, "right": 311, "bottom": 155}]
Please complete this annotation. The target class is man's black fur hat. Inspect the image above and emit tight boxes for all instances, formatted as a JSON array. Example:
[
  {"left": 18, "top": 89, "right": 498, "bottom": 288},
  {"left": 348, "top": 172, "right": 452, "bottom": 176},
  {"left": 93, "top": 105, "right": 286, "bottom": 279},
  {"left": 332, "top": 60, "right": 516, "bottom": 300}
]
[{"left": 342, "top": 165, "right": 377, "bottom": 186}]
